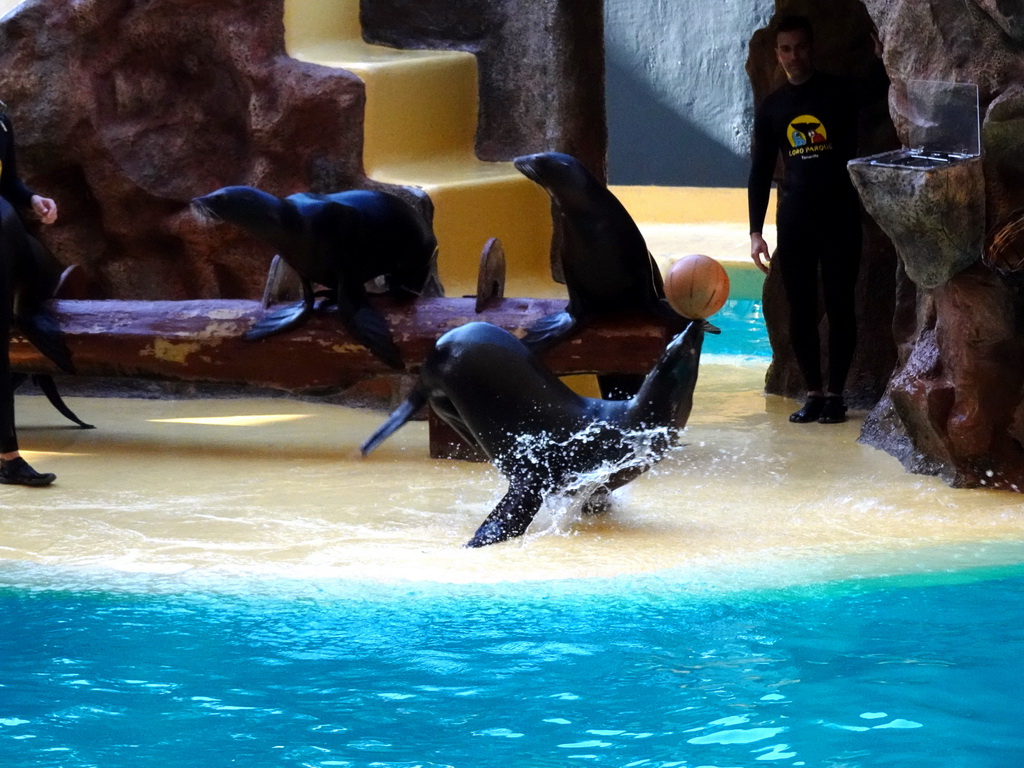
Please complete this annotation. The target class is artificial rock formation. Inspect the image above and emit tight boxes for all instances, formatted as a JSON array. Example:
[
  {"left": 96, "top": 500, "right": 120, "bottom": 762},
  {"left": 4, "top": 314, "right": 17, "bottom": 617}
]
[
  {"left": 0, "top": 0, "right": 605, "bottom": 302},
  {"left": 0, "top": 0, "right": 365, "bottom": 301},
  {"left": 856, "top": 0, "right": 1024, "bottom": 489},
  {"left": 748, "top": 0, "right": 1024, "bottom": 489}
]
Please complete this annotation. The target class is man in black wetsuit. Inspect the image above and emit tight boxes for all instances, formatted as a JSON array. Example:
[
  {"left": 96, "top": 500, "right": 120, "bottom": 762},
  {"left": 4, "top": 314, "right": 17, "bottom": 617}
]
[
  {"left": 748, "top": 15, "right": 885, "bottom": 425},
  {"left": 0, "top": 107, "right": 61, "bottom": 486}
]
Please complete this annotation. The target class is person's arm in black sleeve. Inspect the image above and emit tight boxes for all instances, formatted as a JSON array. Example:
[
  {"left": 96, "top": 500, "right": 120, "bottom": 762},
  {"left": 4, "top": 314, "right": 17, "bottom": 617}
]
[
  {"left": 747, "top": 105, "right": 777, "bottom": 273},
  {"left": 0, "top": 116, "right": 37, "bottom": 209},
  {"left": 0, "top": 115, "right": 57, "bottom": 224}
]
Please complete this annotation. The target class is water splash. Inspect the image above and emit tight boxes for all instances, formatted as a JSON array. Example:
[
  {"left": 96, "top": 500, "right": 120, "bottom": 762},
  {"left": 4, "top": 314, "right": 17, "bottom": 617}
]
[{"left": 504, "top": 422, "right": 686, "bottom": 541}]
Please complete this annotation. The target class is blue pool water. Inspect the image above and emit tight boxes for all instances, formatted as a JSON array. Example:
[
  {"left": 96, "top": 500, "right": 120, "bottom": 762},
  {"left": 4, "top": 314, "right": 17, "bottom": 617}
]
[
  {"left": 2, "top": 564, "right": 1022, "bottom": 767},
  {"left": 703, "top": 299, "right": 771, "bottom": 360}
]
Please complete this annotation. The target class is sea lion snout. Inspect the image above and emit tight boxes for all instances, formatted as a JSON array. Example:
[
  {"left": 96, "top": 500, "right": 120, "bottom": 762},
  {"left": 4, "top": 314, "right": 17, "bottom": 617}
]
[
  {"left": 512, "top": 153, "right": 540, "bottom": 181},
  {"left": 513, "top": 152, "right": 575, "bottom": 185},
  {"left": 190, "top": 195, "right": 222, "bottom": 225},
  {"left": 190, "top": 186, "right": 281, "bottom": 227}
]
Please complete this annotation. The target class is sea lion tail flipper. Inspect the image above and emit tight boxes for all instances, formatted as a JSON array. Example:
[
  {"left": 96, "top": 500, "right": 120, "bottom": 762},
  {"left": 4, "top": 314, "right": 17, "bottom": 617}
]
[
  {"left": 33, "top": 375, "right": 95, "bottom": 429},
  {"left": 521, "top": 311, "right": 576, "bottom": 351},
  {"left": 244, "top": 299, "right": 312, "bottom": 341},
  {"left": 464, "top": 480, "right": 544, "bottom": 548},
  {"left": 331, "top": 286, "right": 403, "bottom": 370},
  {"left": 16, "top": 307, "right": 75, "bottom": 374},
  {"left": 360, "top": 386, "right": 428, "bottom": 455},
  {"left": 419, "top": 246, "right": 445, "bottom": 298},
  {"left": 349, "top": 306, "right": 404, "bottom": 370}
]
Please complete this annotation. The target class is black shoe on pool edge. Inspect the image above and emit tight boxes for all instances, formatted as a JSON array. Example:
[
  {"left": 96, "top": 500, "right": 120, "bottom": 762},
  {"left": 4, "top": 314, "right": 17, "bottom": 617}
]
[
  {"left": 0, "top": 457, "right": 56, "bottom": 487},
  {"left": 789, "top": 395, "right": 825, "bottom": 423},
  {"left": 818, "top": 396, "right": 848, "bottom": 424}
]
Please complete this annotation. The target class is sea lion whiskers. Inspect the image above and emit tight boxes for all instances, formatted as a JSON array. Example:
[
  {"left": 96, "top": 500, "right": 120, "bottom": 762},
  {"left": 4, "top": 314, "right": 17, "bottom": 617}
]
[
  {"left": 513, "top": 153, "right": 594, "bottom": 211},
  {"left": 190, "top": 198, "right": 221, "bottom": 225}
]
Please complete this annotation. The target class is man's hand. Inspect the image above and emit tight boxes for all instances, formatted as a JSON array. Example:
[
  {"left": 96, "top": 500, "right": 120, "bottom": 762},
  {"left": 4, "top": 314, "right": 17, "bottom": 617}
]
[
  {"left": 750, "top": 232, "right": 771, "bottom": 274},
  {"left": 31, "top": 195, "right": 58, "bottom": 225}
]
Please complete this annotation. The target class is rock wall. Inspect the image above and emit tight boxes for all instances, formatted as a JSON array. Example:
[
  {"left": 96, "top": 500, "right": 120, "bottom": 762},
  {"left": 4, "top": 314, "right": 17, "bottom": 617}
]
[
  {"left": 857, "top": 0, "right": 1024, "bottom": 489},
  {"left": 0, "top": 0, "right": 365, "bottom": 300},
  {"left": 745, "top": 0, "right": 900, "bottom": 410},
  {"left": 0, "top": 0, "right": 605, "bottom": 300}
]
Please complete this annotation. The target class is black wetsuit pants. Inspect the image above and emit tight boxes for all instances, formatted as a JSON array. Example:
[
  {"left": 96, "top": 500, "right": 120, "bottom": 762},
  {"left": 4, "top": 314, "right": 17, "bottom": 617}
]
[
  {"left": 776, "top": 189, "right": 861, "bottom": 395},
  {"left": 0, "top": 255, "right": 16, "bottom": 454},
  {"left": 0, "top": 196, "right": 26, "bottom": 454}
]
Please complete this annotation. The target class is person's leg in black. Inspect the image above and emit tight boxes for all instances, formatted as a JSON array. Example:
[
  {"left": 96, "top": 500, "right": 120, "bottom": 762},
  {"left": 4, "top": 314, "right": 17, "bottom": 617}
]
[
  {"left": 0, "top": 199, "right": 56, "bottom": 486},
  {"left": 817, "top": 203, "right": 862, "bottom": 424},
  {"left": 777, "top": 197, "right": 826, "bottom": 422}
]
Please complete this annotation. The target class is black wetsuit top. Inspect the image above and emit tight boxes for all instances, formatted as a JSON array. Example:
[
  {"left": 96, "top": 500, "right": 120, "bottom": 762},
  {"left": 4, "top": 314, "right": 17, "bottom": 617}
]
[
  {"left": 0, "top": 114, "right": 36, "bottom": 209},
  {"left": 748, "top": 71, "right": 865, "bottom": 234}
]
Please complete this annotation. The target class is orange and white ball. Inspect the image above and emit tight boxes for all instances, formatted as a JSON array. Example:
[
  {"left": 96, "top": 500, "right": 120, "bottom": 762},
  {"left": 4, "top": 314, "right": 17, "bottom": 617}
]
[{"left": 664, "top": 254, "right": 730, "bottom": 319}]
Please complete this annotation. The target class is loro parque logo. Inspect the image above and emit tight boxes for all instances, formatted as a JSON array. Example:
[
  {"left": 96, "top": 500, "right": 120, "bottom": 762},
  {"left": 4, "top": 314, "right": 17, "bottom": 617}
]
[{"left": 787, "top": 114, "right": 827, "bottom": 148}]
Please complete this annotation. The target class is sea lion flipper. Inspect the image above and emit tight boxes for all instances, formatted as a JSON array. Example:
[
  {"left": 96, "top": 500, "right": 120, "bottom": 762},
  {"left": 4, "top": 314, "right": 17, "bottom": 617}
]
[
  {"left": 334, "top": 284, "right": 404, "bottom": 370},
  {"left": 16, "top": 307, "right": 75, "bottom": 374},
  {"left": 33, "top": 374, "right": 94, "bottom": 429},
  {"left": 361, "top": 386, "right": 428, "bottom": 455},
  {"left": 243, "top": 299, "right": 311, "bottom": 341},
  {"left": 349, "top": 306, "right": 404, "bottom": 370},
  {"left": 521, "top": 311, "right": 577, "bottom": 351},
  {"left": 465, "top": 478, "right": 545, "bottom": 548}
]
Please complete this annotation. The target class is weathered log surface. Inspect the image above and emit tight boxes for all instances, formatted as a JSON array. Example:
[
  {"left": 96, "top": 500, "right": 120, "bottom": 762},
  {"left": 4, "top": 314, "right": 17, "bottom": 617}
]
[{"left": 9, "top": 298, "right": 679, "bottom": 393}]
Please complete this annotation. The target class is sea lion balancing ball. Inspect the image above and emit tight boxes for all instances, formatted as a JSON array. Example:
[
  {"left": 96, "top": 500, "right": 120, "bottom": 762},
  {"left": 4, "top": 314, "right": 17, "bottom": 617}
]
[{"left": 665, "top": 254, "right": 730, "bottom": 319}]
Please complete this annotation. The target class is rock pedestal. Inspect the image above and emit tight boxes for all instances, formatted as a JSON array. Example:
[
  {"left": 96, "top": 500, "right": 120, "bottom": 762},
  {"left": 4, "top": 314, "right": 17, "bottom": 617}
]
[{"left": 848, "top": 153, "right": 984, "bottom": 289}]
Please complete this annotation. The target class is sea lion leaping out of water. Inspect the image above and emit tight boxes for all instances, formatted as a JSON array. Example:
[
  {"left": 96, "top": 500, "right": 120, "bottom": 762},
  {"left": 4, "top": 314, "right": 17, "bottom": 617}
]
[
  {"left": 361, "top": 319, "right": 706, "bottom": 547},
  {"left": 191, "top": 185, "right": 441, "bottom": 370}
]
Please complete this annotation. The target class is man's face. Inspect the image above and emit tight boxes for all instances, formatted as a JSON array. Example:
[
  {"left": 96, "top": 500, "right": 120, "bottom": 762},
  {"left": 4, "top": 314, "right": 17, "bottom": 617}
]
[{"left": 775, "top": 29, "right": 813, "bottom": 84}]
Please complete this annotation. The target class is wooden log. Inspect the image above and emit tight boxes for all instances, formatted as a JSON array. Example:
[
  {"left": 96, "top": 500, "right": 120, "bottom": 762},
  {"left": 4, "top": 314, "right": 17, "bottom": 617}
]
[{"left": 8, "top": 297, "right": 680, "bottom": 393}]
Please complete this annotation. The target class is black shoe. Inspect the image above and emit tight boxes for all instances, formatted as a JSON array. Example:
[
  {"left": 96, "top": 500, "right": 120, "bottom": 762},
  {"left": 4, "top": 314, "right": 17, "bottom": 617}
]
[
  {"left": 0, "top": 457, "right": 56, "bottom": 487},
  {"left": 789, "top": 395, "right": 825, "bottom": 423},
  {"left": 818, "top": 396, "right": 848, "bottom": 424}
]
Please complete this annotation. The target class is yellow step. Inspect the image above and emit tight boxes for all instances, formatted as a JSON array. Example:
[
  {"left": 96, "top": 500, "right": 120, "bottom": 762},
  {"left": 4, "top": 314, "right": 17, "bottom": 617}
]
[
  {"left": 289, "top": 39, "right": 478, "bottom": 167},
  {"left": 283, "top": 0, "right": 554, "bottom": 295},
  {"left": 379, "top": 163, "right": 554, "bottom": 293}
]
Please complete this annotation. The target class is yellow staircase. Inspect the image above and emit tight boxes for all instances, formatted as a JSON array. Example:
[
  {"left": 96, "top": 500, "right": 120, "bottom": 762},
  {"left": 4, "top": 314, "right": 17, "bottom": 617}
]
[{"left": 283, "top": 0, "right": 556, "bottom": 296}]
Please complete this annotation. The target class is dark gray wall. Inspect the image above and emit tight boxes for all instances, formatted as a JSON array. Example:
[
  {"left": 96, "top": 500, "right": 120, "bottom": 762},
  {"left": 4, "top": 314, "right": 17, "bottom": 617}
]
[{"left": 605, "top": 0, "right": 774, "bottom": 186}]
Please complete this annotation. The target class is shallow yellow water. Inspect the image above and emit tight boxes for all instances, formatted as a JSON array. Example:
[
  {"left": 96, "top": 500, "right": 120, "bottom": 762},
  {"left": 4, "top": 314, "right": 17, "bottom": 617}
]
[{"left": 3, "top": 361, "right": 1023, "bottom": 591}]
